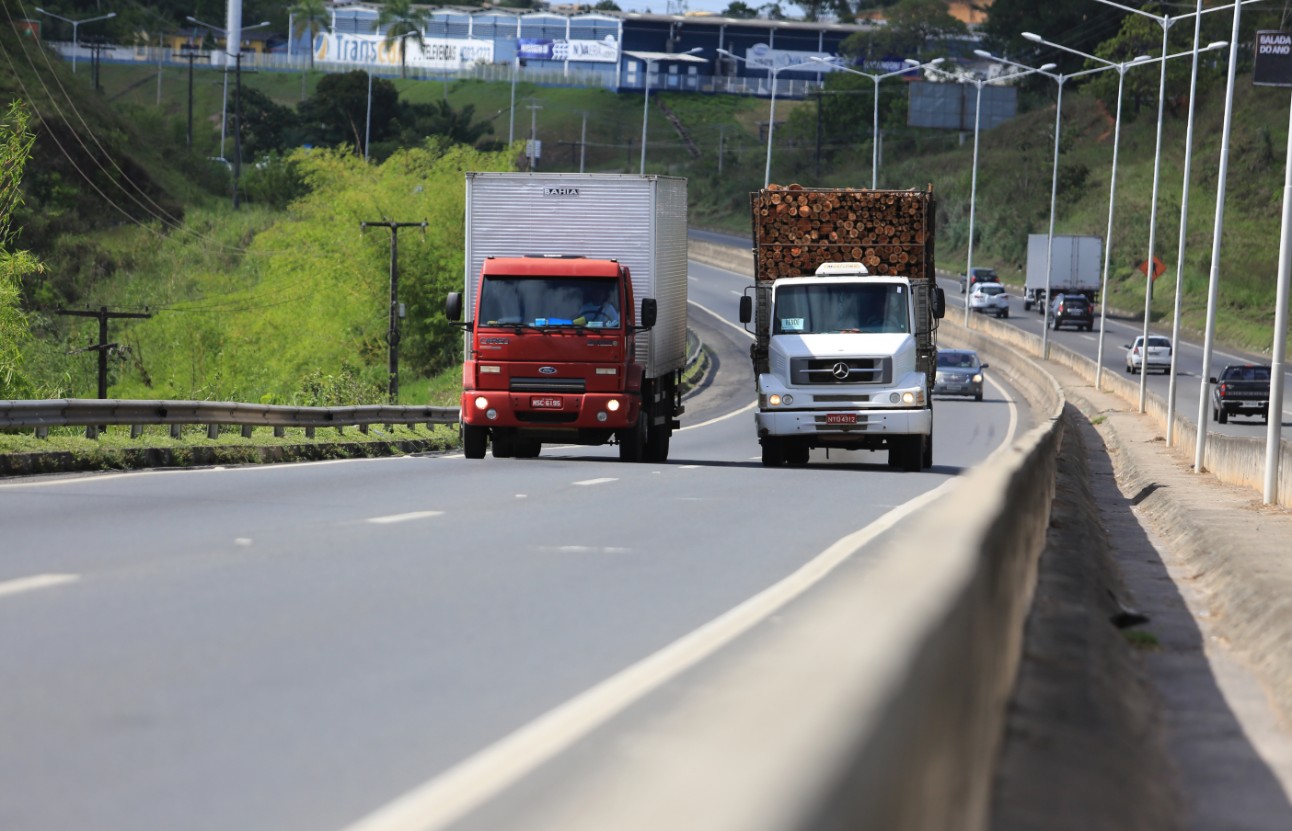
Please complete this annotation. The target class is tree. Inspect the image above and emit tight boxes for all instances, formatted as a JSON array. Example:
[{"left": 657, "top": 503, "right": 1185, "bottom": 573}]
[
  {"left": 295, "top": 71, "right": 400, "bottom": 155},
  {"left": 390, "top": 100, "right": 495, "bottom": 153},
  {"left": 374, "top": 0, "right": 431, "bottom": 80},
  {"left": 840, "top": 0, "right": 965, "bottom": 63},
  {"left": 238, "top": 87, "right": 300, "bottom": 158},
  {"left": 722, "top": 2, "right": 759, "bottom": 18},
  {"left": 592, "top": 0, "right": 622, "bottom": 10},
  {"left": 290, "top": 0, "right": 329, "bottom": 74},
  {"left": 0, "top": 101, "right": 43, "bottom": 399},
  {"left": 981, "top": 0, "right": 1107, "bottom": 72}
]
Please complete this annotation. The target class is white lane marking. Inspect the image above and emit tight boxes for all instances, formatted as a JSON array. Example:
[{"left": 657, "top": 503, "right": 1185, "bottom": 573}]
[
  {"left": 235, "top": 538, "right": 254, "bottom": 547},
  {"left": 337, "top": 472, "right": 975, "bottom": 831},
  {"left": 365, "top": 511, "right": 444, "bottom": 525},
  {"left": 0, "top": 573, "right": 79, "bottom": 597},
  {"left": 681, "top": 400, "right": 757, "bottom": 431},
  {"left": 679, "top": 465, "right": 700, "bottom": 469},
  {"left": 536, "top": 546, "right": 632, "bottom": 554},
  {"left": 688, "top": 299, "right": 753, "bottom": 340},
  {"left": 573, "top": 478, "right": 617, "bottom": 487}
]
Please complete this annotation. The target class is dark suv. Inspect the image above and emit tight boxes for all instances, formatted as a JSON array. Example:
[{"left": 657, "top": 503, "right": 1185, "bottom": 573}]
[
  {"left": 959, "top": 266, "right": 998, "bottom": 294},
  {"left": 1048, "top": 293, "right": 1094, "bottom": 331}
]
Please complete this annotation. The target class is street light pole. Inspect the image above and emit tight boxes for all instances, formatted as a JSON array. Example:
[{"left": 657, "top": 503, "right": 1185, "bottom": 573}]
[
  {"left": 639, "top": 48, "right": 703, "bottom": 176},
  {"left": 810, "top": 56, "right": 945, "bottom": 189},
  {"left": 186, "top": 16, "right": 269, "bottom": 205},
  {"left": 721, "top": 50, "right": 823, "bottom": 187},
  {"left": 927, "top": 62, "right": 1053, "bottom": 329},
  {"left": 1020, "top": 34, "right": 1157, "bottom": 387},
  {"left": 509, "top": 55, "right": 519, "bottom": 145},
  {"left": 34, "top": 9, "right": 115, "bottom": 75}
]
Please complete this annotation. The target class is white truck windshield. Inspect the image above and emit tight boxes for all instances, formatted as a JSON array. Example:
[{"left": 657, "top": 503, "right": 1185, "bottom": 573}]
[{"left": 773, "top": 283, "right": 910, "bottom": 335}]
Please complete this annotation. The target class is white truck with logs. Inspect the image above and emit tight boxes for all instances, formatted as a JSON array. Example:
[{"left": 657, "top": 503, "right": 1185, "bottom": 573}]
[
  {"left": 1023, "top": 233, "right": 1102, "bottom": 311},
  {"left": 738, "top": 185, "right": 945, "bottom": 471}
]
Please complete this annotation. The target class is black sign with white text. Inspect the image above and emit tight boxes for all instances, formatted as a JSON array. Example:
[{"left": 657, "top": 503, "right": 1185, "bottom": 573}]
[{"left": 1254, "top": 31, "right": 1292, "bottom": 87}]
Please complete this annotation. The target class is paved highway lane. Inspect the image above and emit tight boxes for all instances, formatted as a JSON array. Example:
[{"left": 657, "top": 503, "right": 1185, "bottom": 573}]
[
  {"left": 0, "top": 261, "right": 1033, "bottom": 831},
  {"left": 941, "top": 277, "right": 1291, "bottom": 441}
]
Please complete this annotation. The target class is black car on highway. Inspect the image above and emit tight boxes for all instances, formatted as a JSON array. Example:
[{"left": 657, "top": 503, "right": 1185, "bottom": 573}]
[{"left": 1047, "top": 293, "right": 1094, "bottom": 331}]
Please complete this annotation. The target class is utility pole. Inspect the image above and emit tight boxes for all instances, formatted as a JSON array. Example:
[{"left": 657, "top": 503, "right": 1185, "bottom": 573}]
[
  {"left": 180, "top": 42, "right": 206, "bottom": 149},
  {"left": 233, "top": 51, "right": 244, "bottom": 209},
  {"left": 57, "top": 307, "right": 152, "bottom": 399},
  {"left": 579, "top": 112, "right": 587, "bottom": 173},
  {"left": 360, "top": 220, "right": 427, "bottom": 403},
  {"left": 527, "top": 100, "right": 542, "bottom": 171}
]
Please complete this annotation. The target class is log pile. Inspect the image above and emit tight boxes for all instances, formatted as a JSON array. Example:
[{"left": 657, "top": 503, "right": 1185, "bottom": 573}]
[{"left": 750, "top": 183, "right": 935, "bottom": 283}]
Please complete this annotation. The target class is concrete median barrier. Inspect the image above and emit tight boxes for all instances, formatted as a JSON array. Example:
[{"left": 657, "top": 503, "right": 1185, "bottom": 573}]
[{"left": 503, "top": 248, "right": 1068, "bottom": 831}]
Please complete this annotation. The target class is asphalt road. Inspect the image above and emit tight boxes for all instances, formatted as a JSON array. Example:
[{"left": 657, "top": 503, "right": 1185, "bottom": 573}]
[
  {"left": 0, "top": 258, "right": 1035, "bottom": 831},
  {"left": 943, "top": 279, "right": 1291, "bottom": 441}
]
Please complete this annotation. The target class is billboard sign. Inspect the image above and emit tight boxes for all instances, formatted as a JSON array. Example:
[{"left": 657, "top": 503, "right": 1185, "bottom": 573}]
[
  {"left": 744, "top": 43, "right": 832, "bottom": 72},
  {"left": 1254, "top": 31, "right": 1292, "bottom": 87},
  {"left": 519, "top": 36, "right": 618, "bottom": 63},
  {"left": 315, "top": 33, "right": 494, "bottom": 69}
]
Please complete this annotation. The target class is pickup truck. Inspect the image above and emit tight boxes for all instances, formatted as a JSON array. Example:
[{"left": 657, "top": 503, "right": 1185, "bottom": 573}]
[{"left": 1209, "top": 364, "right": 1272, "bottom": 424}]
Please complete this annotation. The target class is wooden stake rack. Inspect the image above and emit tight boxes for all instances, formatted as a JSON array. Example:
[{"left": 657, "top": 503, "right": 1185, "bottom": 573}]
[{"left": 750, "top": 183, "right": 936, "bottom": 283}]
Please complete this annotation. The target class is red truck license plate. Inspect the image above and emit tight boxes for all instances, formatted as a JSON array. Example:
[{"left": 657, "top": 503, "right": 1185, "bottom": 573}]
[
  {"left": 826, "top": 413, "right": 857, "bottom": 424},
  {"left": 530, "top": 396, "right": 562, "bottom": 409}
]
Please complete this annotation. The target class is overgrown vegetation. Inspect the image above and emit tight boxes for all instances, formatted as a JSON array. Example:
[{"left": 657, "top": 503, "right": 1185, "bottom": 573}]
[{"left": 2, "top": 1, "right": 1290, "bottom": 424}]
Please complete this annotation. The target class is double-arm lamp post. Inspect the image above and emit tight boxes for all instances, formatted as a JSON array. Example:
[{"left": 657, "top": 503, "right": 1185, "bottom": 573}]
[
  {"left": 1022, "top": 29, "right": 1224, "bottom": 420},
  {"left": 717, "top": 49, "right": 823, "bottom": 187},
  {"left": 972, "top": 50, "right": 1118, "bottom": 360},
  {"left": 186, "top": 16, "right": 270, "bottom": 209},
  {"left": 923, "top": 61, "right": 1054, "bottom": 328},
  {"left": 808, "top": 55, "right": 945, "bottom": 190},
  {"left": 633, "top": 48, "right": 704, "bottom": 175},
  {"left": 34, "top": 8, "right": 116, "bottom": 74}
]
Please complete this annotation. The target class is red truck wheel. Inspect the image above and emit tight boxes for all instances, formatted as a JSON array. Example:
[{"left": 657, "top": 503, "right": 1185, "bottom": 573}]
[{"left": 463, "top": 425, "right": 487, "bottom": 459}]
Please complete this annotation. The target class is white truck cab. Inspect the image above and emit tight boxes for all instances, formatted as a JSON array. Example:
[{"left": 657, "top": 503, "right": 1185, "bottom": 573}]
[{"left": 740, "top": 261, "right": 940, "bottom": 470}]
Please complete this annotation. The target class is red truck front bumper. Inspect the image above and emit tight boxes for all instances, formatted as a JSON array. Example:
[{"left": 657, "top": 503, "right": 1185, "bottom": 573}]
[{"left": 461, "top": 391, "right": 639, "bottom": 431}]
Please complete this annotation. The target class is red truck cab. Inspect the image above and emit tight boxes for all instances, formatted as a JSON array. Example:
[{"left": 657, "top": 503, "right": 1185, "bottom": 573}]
[{"left": 446, "top": 254, "right": 657, "bottom": 460}]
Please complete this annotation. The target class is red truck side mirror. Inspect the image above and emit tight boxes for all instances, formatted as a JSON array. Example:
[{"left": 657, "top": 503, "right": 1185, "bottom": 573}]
[{"left": 639, "top": 298, "right": 658, "bottom": 329}]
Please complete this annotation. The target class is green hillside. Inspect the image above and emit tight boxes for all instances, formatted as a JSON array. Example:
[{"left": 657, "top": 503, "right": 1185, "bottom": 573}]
[{"left": 2, "top": 20, "right": 1289, "bottom": 408}]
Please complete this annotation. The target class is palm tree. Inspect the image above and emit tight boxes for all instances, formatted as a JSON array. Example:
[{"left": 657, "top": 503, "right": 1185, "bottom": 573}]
[
  {"left": 291, "top": 0, "right": 328, "bottom": 73},
  {"left": 374, "top": 0, "right": 431, "bottom": 80}
]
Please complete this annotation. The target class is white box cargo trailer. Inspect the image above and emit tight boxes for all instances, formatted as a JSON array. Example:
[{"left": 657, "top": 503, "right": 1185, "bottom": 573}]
[
  {"left": 1024, "top": 234, "right": 1102, "bottom": 310},
  {"left": 463, "top": 172, "right": 689, "bottom": 378}
]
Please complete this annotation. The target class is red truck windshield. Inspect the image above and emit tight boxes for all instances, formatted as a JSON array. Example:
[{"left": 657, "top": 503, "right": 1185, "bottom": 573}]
[{"left": 478, "top": 276, "right": 622, "bottom": 328}]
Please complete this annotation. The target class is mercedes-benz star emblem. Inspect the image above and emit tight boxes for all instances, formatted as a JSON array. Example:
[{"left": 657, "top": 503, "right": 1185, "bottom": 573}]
[{"left": 831, "top": 362, "right": 850, "bottom": 380}]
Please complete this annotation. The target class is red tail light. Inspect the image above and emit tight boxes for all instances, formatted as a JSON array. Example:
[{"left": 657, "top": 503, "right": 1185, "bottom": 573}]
[{"left": 1220, "top": 383, "right": 1228, "bottom": 395}]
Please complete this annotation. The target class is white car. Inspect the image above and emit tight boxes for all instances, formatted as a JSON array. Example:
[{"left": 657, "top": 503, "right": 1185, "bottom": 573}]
[
  {"left": 968, "top": 282, "right": 1010, "bottom": 318},
  {"left": 1125, "top": 335, "right": 1172, "bottom": 374}
]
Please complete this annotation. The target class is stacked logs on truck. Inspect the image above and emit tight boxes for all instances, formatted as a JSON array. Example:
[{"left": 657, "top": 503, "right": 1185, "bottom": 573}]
[{"left": 751, "top": 183, "right": 935, "bottom": 283}]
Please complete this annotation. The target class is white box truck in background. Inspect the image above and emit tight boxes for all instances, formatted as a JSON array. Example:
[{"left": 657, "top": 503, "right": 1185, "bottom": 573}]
[{"left": 1023, "top": 234, "right": 1102, "bottom": 311}]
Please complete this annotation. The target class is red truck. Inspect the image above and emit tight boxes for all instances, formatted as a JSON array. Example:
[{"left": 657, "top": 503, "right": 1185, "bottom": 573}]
[{"left": 445, "top": 173, "right": 689, "bottom": 462}]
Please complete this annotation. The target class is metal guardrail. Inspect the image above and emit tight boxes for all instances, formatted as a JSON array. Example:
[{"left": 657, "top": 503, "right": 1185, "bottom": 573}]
[{"left": 0, "top": 399, "right": 460, "bottom": 440}]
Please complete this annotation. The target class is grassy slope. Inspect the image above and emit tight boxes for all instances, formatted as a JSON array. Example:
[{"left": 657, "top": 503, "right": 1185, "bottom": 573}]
[{"left": 6, "top": 53, "right": 1288, "bottom": 411}]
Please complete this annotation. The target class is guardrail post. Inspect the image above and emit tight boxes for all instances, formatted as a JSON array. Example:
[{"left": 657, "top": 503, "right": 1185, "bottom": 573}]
[
  {"left": 36, "top": 427, "right": 48, "bottom": 440},
  {"left": 207, "top": 424, "right": 218, "bottom": 439},
  {"left": 85, "top": 425, "right": 98, "bottom": 439},
  {"left": 360, "top": 423, "right": 369, "bottom": 435},
  {"left": 170, "top": 424, "right": 181, "bottom": 439},
  {"left": 241, "top": 425, "right": 253, "bottom": 438},
  {"left": 130, "top": 424, "right": 142, "bottom": 439},
  {"left": 336, "top": 425, "right": 344, "bottom": 436},
  {"left": 306, "top": 426, "right": 315, "bottom": 438},
  {"left": 274, "top": 426, "right": 284, "bottom": 438}
]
